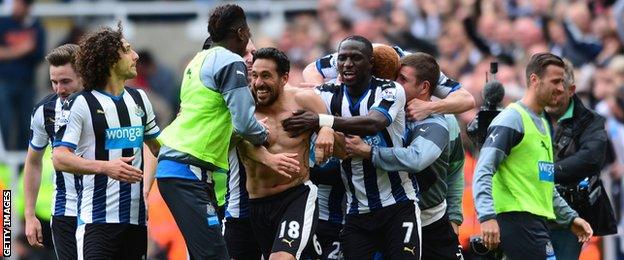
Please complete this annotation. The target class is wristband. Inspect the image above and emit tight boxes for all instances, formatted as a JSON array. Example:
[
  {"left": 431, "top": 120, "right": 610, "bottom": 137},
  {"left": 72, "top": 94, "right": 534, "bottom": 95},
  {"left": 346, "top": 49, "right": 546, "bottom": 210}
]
[{"left": 319, "top": 114, "right": 334, "bottom": 128}]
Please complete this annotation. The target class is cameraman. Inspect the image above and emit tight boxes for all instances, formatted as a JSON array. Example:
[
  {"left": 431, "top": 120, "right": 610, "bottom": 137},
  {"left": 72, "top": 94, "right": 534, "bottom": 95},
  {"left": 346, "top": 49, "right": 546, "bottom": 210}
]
[
  {"left": 473, "top": 53, "right": 593, "bottom": 259},
  {"left": 544, "top": 60, "right": 617, "bottom": 259}
]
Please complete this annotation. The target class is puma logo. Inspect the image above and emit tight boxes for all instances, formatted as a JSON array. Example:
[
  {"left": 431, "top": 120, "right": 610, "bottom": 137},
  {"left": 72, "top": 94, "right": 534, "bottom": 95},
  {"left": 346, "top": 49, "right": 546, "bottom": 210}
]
[
  {"left": 282, "top": 238, "right": 295, "bottom": 248},
  {"left": 403, "top": 246, "right": 417, "bottom": 256},
  {"left": 97, "top": 109, "right": 105, "bottom": 114},
  {"left": 489, "top": 133, "right": 499, "bottom": 142}
]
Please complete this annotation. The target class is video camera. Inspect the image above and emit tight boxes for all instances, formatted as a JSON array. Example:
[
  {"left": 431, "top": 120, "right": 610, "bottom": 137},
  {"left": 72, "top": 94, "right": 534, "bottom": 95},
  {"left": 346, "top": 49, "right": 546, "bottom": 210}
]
[
  {"left": 469, "top": 235, "right": 504, "bottom": 259},
  {"left": 556, "top": 176, "right": 601, "bottom": 210},
  {"left": 467, "top": 62, "right": 504, "bottom": 148}
]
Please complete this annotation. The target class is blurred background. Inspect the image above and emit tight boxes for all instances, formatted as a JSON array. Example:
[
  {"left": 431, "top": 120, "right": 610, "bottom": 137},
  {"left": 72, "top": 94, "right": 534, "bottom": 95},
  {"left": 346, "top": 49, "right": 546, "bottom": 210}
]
[{"left": 1, "top": 0, "right": 624, "bottom": 259}]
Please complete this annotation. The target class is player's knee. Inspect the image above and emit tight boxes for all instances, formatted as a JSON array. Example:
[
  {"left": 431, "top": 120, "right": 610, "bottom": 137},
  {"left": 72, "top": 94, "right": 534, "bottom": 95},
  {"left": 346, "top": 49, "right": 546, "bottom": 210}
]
[{"left": 269, "top": 251, "right": 296, "bottom": 260}]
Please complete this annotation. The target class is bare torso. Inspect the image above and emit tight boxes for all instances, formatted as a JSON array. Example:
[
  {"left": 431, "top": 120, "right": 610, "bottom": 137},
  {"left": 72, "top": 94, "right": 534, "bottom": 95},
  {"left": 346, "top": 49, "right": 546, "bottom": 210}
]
[{"left": 242, "top": 87, "right": 311, "bottom": 198}]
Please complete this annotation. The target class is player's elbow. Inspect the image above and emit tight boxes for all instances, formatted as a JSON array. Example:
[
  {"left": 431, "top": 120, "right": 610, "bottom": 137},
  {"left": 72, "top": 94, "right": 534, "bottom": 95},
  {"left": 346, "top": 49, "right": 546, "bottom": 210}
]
[
  {"left": 238, "top": 129, "right": 267, "bottom": 145},
  {"left": 52, "top": 155, "right": 65, "bottom": 172},
  {"left": 457, "top": 89, "right": 476, "bottom": 110},
  {"left": 368, "top": 119, "right": 388, "bottom": 134},
  {"left": 355, "top": 124, "right": 384, "bottom": 136},
  {"left": 466, "top": 94, "right": 476, "bottom": 110},
  {"left": 52, "top": 149, "right": 70, "bottom": 172},
  {"left": 302, "top": 62, "right": 324, "bottom": 85}
]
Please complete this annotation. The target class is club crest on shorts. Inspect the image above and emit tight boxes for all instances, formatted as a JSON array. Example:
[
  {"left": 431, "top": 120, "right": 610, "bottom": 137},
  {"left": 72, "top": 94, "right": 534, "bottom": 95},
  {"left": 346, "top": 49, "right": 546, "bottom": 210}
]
[
  {"left": 206, "top": 203, "right": 216, "bottom": 216},
  {"left": 545, "top": 241, "right": 555, "bottom": 257}
]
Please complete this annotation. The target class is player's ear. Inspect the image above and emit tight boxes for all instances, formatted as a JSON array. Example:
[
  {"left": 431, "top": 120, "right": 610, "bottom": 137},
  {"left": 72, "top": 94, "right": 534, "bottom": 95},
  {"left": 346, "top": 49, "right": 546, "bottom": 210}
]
[
  {"left": 282, "top": 72, "right": 289, "bottom": 83},
  {"left": 422, "top": 81, "right": 432, "bottom": 96},
  {"left": 529, "top": 73, "right": 539, "bottom": 88}
]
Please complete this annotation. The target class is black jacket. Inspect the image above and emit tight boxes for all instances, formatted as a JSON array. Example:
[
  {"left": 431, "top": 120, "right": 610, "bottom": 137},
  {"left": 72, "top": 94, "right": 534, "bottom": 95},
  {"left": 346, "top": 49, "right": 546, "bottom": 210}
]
[{"left": 547, "top": 94, "right": 617, "bottom": 235}]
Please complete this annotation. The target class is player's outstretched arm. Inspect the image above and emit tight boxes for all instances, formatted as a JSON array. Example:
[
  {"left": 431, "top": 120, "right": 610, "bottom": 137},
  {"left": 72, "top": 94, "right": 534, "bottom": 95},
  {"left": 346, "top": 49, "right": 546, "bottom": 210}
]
[
  {"left": 237, "top": 140, "right": 300, "bottom": 178},
  {"left": 52, "top": 146, "right": 143, "bottom": 183},
  {"left": 282, "top": 110, "right": 389, "bottom": 137},
  {"left": 23, "top": 147, "right": 45, "bottom": 248},
  {"left": 143, "top": 140, "right": 160, "bottom": 199},
  {"left": 406, "top": 88, "right": 475, "bottom": 121}
]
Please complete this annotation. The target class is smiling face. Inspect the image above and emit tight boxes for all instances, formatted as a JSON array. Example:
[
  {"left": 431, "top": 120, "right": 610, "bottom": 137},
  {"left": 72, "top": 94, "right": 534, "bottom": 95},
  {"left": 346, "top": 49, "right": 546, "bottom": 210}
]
[
  {"left": 337, "top": 39, "right": 373, "bottom": 87},
  {"left": 251, "top": 58, "right": 288, "bottom": 107},
  {"left": 532, "top": 65, "right": 565, "bottom": 107},
  {"left": 112, "top": 38, "right": 139, "bottom": 80}
]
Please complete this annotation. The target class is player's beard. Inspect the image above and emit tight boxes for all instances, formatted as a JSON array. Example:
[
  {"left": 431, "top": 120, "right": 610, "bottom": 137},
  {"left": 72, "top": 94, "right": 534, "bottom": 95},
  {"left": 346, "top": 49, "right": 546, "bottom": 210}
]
[{"left": 254, "top": 85, "right": 279, "bottom": 107}]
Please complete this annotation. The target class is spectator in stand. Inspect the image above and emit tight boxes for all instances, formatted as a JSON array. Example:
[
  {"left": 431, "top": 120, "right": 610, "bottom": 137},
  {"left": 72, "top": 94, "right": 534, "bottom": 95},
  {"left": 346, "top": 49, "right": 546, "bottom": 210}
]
[{"left": 0, "top": 0, "right": 46, "bottom": 150}]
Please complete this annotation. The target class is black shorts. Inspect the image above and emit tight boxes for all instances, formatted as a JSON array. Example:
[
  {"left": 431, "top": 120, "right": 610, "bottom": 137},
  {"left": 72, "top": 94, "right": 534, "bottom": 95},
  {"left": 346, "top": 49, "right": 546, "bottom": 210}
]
[
  {"left": 341, "top": 201, "right": 421, "bottom": 260},
  {"left": 421, "top": 213, "right": 463, "bottom": 260},
  {"left": 224, "top": 217, "right": 262, "bottom": 260},
  {"left": 158, "top": 177, "right": 228, "bottom": 260},
  {"left": 498, "top": 212, "right": 556, "bottom": 260},
  {"left": 316, "top": 220, "right": 343, "bottom": 259},
  {"left": 249, "top": 181, "right": 319, "bottom": 259},
  {"left": 51, "top": 215, "right": 77, "bottom": 260},
  {"left": 76, "top": 223, "right": 146, "bottom": 259}
]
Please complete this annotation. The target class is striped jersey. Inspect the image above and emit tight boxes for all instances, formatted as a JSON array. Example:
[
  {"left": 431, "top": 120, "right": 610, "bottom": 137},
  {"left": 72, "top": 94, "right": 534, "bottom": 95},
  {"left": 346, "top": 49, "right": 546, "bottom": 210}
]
[
  {"left": 309, "top": 134, "right": 346, "bottom": 223},
  {"left": 315, "top": 78, "right": 412, "bottom": 215},
  {"left": 314, "top": 50, "right": 461, "bottom": 98},
  {"left": 309, "top": 157, "right": 346, "bottom": 224},
  {"left": 53, "top": 87, "right": 160, "bottom": 225},
  {"left": 29, "top": 94, "right": 80, "bottom": 217},
  {"left": 224, "top": 148, "right": 250, "bottom": 219}
]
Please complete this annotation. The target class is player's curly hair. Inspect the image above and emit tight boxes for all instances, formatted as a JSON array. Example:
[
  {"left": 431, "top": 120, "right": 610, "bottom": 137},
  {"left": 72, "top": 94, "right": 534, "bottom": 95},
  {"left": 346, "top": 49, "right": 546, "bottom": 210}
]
[
  {"left": 208, "top": 4, "right": 247, "bottom": 42},
  {"left": 76, "top": 23, "right": 123, "bottom": 91},
  {"left": 372, "top": 44, "right": 400, "bottom": 80}
]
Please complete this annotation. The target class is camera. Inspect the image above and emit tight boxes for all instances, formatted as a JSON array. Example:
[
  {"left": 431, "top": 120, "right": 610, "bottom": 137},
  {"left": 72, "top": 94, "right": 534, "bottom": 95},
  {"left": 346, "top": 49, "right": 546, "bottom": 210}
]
[
  {"left": 467, "top": 62, "right": 504, "bottom": 148},
  {"left": 469, "top": 235, "right": 504, "bottom": 259},
  {"left": 556, "top": 176, "right": 601, "bottom": 210}
]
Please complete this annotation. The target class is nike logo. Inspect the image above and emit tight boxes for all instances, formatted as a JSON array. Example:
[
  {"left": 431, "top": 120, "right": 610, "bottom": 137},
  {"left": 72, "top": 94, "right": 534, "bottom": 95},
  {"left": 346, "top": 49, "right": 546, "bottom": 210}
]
[
  {"left": 419, "top": 127, "right": 429, "bottom": 132},
  {"left": 236, "top": 70, "right": 245, "bottom": 76},
  {"left": 403, "top": 246, "right": 417, "bottom": 256},
  {"left": 489, "top": 133, "right": 499, "bottom": 142},
  {"left": 282, "top": 238, "right": 295, "bottom": 248},
  {"left": 97, "top": 109, "right": 105, "bottom": 114},
  {"left": 48, "top": 117, "right": 55, "bottom": 123}
]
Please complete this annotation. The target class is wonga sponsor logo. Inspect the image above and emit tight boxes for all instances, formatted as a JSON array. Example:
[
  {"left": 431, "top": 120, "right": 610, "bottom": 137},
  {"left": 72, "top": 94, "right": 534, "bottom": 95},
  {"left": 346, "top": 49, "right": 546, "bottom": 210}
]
[{"left": 105, "top": 126, "right": 144, "bottom": 149}]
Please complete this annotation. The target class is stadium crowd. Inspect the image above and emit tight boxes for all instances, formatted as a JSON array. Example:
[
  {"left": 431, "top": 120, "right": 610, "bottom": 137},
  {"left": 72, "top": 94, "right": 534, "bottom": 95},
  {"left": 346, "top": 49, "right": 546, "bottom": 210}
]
[{"left": 2, "top": 0, "right": 624, "bottom": 259}]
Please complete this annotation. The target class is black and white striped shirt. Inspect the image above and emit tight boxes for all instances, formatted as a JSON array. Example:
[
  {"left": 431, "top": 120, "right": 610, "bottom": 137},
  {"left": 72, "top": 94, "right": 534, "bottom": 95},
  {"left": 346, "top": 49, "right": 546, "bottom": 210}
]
[
  {"left": 53, "top": 87, "right": 159, "bottom": 225},
  {"left": 30, "top": 94, "right": 80, "bottom": 217}
]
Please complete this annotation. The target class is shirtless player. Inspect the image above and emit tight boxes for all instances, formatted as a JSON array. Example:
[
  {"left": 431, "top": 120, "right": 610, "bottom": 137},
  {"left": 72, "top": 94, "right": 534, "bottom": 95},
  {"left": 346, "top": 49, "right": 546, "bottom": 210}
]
[{"left": 237, "top": 47, "right": 335, "bottom": 260}]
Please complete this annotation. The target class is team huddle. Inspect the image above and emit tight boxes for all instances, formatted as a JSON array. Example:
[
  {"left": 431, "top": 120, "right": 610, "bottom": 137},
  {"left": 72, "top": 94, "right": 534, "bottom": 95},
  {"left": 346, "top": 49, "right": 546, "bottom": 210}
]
[{"left": 22, "top": 3, "right": 594, "bottom": 260}]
